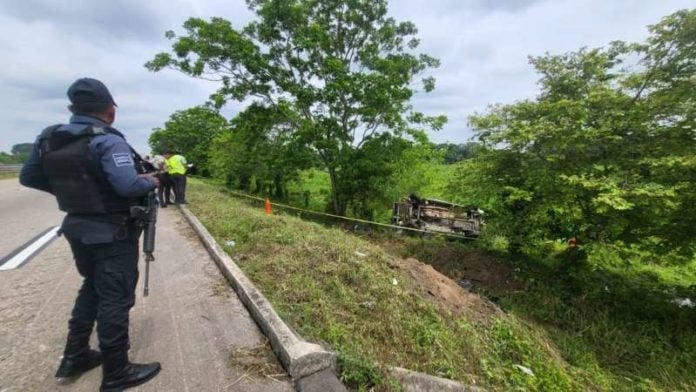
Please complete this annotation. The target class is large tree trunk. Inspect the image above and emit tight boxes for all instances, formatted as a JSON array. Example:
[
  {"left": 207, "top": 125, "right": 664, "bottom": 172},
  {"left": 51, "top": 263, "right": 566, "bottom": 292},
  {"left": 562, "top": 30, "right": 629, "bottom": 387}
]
[{"left": 327, "top": 166, "right": 347, "bottom": 215}]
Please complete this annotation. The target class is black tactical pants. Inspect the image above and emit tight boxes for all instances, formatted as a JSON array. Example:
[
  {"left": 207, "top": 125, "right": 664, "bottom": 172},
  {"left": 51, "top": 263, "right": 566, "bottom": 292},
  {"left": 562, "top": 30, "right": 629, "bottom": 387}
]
[
  {"left": 171, "top": 174, "right": 187, "bottom": 204},
  {"left": 63, "top": 230, "right": 140, "bottom": 356},
  {"left": 157, "top": 172, "right": 174, "bottom": 205}
]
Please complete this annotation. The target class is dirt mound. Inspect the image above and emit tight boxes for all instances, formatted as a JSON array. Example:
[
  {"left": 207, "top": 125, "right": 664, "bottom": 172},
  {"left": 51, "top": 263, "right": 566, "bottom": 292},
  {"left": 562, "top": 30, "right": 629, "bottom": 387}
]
[
  {"left": 441, "top": 250, "right": 525, "bottom": 295},
  {"left": 375, "top": 237, "right": 525, "bottom": 296},
  {"left": 407, "top": 246, "right": 524, "bottom": 295},
  {"left": 389, "top": 257, "right": 502, "bottom": 324}
]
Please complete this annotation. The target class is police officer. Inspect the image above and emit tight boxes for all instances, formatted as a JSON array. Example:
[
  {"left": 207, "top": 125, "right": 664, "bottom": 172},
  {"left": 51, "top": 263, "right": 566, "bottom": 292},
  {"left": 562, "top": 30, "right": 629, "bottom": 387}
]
[
  {"left": 20, "top": 78, "right": 161, "bottom": 391},
  {"left": 163, "top": 150, "right": 187, "bottom": 204}
]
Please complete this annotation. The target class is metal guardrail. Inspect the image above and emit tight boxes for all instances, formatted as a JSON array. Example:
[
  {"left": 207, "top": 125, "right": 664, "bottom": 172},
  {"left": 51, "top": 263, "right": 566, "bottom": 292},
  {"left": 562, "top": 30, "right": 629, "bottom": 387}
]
[{"left": 0, "top": 165, "right": 22, "bottom": 173}]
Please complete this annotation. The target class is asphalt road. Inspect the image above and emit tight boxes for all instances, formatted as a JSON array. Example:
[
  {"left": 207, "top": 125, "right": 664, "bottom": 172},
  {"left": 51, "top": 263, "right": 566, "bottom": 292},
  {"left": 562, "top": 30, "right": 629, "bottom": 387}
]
[
  {"left": 0, "top": 178, "right": 63, "bottom": 259},
  {"left": 0, "top": 179, "right": 293, "bottom": 392}
]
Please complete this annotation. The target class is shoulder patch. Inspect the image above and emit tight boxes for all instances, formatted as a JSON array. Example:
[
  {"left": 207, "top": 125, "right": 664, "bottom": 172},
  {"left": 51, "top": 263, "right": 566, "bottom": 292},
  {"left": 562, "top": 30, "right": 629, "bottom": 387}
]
[{"left": 112, "top": 153, "right": 134, "bottom": 167}]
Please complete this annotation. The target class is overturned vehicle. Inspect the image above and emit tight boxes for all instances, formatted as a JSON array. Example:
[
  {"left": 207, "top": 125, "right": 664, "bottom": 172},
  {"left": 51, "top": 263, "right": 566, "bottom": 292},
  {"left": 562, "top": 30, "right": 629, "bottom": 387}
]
[{"left": 391, "top": 194, "right": 484, "bottom": 238}]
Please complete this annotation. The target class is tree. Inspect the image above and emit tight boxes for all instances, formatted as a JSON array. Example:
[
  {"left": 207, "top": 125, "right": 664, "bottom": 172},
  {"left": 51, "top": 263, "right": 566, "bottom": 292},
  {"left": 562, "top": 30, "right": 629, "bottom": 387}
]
[
  {"left": 146, "top": 0, "right": 445, "bottom": 215},
  {"left": 436, "top": 142, "right": 479, "bottom": 164},
  {"left": 11, "top": 143, "right": 32, "bottom": 157},
  {"left": 340, "top": 134, "right": 411, "bottom": 219},
  {"left": 149, "top": 106, "right": 228, "bottom": 177},
  {"left": 209, "top": 103, "right": 315, "bottom": 197},
  {"left": 0, "top": 152, "right": 18, "bottom": 164},
  {"left": 460, "top": 9, "right": 695, "bottom": 259},
  {"left": 0, "top": 143, "right": 33, "bottom": 164}
]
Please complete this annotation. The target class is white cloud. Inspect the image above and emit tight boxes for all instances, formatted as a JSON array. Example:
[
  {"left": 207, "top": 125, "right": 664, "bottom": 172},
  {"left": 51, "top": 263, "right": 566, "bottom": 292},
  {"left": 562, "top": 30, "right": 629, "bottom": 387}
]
[
  {"left": 0, "top": 0, "right": 692, "bottom": 153},
  {"left": 397, "top": 0, "right": 694, "bottom": 142}
]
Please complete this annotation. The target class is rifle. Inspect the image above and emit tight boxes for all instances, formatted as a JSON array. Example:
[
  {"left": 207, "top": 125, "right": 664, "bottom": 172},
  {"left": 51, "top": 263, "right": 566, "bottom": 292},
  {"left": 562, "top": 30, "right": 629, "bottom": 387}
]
[{"left": 131, "top": 190, "right": 158, "bottom": 296}]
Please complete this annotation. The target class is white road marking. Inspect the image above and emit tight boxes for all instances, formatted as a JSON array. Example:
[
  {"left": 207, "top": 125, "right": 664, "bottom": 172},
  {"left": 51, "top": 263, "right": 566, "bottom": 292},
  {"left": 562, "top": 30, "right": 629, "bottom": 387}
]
[{"left": 0, "top": 226, "right": 59, "bottom": 271}]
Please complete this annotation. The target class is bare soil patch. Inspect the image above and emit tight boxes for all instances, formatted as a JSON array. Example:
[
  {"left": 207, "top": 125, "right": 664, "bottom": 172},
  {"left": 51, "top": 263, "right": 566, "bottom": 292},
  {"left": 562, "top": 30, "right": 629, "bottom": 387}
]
[
  {"left": 379, "top": 237, "right": 525, "bottom": 296},
  {"left": 376, "top": 236, "right": 529, "bottom": 324},
  {"left": 433, "top": 249, "right": 526, "bottom": 295},
  {"left": 389, "top": 257, "right": 502, "bottom": 324}
]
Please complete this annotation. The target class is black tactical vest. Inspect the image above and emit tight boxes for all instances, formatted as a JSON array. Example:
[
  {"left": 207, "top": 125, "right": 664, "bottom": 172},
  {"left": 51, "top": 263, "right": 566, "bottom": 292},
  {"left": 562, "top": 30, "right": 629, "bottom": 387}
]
[{"left": 39, "top": 125, "right": 135, "bottom": 215}]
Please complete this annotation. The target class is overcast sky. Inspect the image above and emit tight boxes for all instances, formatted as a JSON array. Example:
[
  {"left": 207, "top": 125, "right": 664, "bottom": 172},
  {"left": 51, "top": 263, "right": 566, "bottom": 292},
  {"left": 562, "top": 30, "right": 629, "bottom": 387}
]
[{"left": 0, "top": 0, "right": 692, "bottom": 154}]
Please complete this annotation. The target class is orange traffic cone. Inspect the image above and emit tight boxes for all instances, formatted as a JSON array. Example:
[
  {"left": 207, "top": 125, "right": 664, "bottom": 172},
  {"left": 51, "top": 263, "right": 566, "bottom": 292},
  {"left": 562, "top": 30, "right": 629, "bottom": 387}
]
[{"left": 265, "top": 198, "right": 272, "bottom": 215}]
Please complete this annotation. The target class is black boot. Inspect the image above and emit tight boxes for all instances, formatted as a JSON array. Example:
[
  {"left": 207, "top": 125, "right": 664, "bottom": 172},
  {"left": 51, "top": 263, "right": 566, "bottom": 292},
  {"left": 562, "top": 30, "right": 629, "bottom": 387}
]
[
  {"left": 55, "top": 349, "right": 103, "bottom": 384},
  {"left": 100, "top": 351, "right": 161, "bottom": 392}
]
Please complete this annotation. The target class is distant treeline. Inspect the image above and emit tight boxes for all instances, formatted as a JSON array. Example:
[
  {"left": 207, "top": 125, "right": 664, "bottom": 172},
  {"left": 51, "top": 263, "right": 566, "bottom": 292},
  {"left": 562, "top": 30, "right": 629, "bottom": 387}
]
[
  {"left": 0, "top": 143, "right": 32, "bottom": 164},
  {"left": 434, "top": 142, "right": 478, "bottom": 164}
]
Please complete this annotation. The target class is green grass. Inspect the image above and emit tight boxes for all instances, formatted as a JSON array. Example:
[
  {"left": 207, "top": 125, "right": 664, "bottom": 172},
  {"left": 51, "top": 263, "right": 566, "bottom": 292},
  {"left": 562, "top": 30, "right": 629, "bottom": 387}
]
[
  {"left": 385, "top": 235, "right": 696, "bottom": 391},
  {"left": 285, "top": 168, "right": 331, "bottom": 212},
  {"left": 503, "top": 273, "right": 696, "bottom": 391},
  {"left": 187, "top": 178, "right": 696, "bottom": 391},
  {"left": 518, "top": 260, "right": 695, "bottom": 391}
]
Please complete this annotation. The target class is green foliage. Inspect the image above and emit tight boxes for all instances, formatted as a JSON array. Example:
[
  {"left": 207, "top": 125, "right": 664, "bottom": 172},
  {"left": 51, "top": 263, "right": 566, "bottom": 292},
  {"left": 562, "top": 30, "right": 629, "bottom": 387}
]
[
  {"left": 482, "top": 320, "right": 574, "bottom": 390},
  {"left": 0, "top": 152, "right": 19, "bottom": 164},
  {"left": 436, "top": 142, "right": 479, "bottom": 164},
  {"left": 209, "top": 103, "right": 315, "bottom": 197},
  {"left": 458, "top": 9, "right": 696, "bottom": 260},
  {"left": 340, "top": 134, "right": 412, "bottom": 219},
  {"left": 507, "top": 255, "right": 696, "bottom": 391},
  {"left": 337, "top": 350, "right": 385, "bottom": 389},
  {"left": 0, "top": 143, "right": 33, "bottom": 164},
  {"left": 149, "top": 106, "right": 227, "bottom": 176},
  {"left": 285, "top": 168, "right": 332, "bottom": 211},
  {"left": 147, "top": 0, "right": 446, "bottom": 215},
  {"left": 285, "top": 143, "right": 454, "bottom": 221},
  {"left": 10, "top": 143, "right": 32, "bottom": 161}
]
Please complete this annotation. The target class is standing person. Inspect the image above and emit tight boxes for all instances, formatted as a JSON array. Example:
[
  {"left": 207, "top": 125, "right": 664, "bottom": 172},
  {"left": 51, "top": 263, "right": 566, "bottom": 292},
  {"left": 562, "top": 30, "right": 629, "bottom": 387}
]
[
  {"left": 152, "top": 154, "right": 173, "bottom": 207},
  {"left": 19, "top": 78, "right": 162, "bottom": 391},
  {"left": 140, "top": 155, "right": 156, "bottom": 174},
  {"left": 163, "top": 150, "right": 187, "bottom": 204}
]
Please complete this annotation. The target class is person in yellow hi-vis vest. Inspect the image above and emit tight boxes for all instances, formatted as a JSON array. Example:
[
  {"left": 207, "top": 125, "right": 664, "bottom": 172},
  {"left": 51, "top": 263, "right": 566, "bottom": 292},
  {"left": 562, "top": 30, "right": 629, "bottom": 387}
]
[{"left": 163, "top": 150, "right": 188, "bottom": 204}]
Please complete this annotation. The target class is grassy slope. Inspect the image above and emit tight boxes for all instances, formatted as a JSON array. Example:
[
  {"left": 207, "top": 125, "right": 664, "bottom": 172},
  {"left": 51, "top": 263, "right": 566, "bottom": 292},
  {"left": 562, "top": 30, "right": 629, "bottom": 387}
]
[
  {"left": 187, "top": 178, "right": 696, "bottom": 391},
  {"left": 392, "top": 237, "right": 696, "bottom": 392}
]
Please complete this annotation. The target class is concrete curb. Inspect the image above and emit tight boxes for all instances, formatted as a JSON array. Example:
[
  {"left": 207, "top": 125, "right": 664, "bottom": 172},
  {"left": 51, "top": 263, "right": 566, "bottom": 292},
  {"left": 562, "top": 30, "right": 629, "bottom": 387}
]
[
  {"left": 178, "top": 205, "right": 336, "bottom": 381},
  {"left": 390, "top": 367, "right": 484, "bottom": 392}
]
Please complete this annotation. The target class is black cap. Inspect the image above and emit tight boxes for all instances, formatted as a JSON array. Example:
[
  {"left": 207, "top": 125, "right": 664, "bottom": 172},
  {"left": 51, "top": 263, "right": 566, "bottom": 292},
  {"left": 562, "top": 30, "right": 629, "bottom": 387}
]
[{"left": 67, "top": 78, "right": 117, "bottom": 109}]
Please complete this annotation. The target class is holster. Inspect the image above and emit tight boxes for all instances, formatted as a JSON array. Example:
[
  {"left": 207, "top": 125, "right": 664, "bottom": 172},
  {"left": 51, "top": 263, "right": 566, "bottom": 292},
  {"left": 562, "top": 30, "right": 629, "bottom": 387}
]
[{"left": 112, "top": 215, "right": 138, "bottom": 241}]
